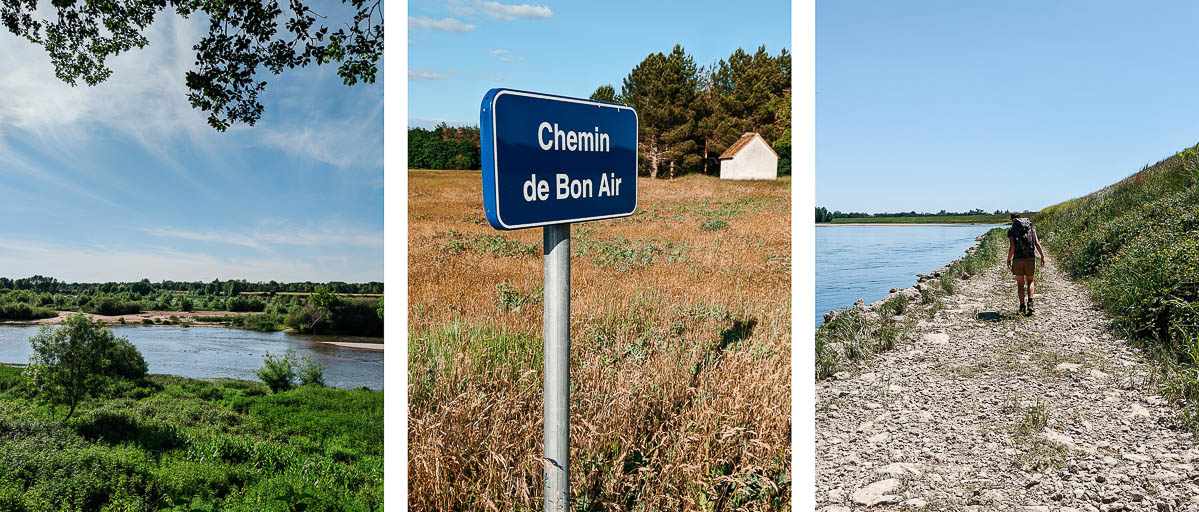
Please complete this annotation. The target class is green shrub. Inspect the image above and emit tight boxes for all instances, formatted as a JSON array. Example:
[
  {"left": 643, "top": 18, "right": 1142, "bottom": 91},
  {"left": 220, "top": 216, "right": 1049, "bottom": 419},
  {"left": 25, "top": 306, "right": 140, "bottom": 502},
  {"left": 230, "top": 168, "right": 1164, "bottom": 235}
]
[
  {"left": 256, "top": 351, "right": 298, "bottom": 394},
  {"left": 25, "top": 315, "right": 149, "bottom": 420},
  {"left": 297, "top": 355, "right": 325, "bottom": 387},
  {"left": 85, "top": 298, "right": 141, "bottom": 316},
  {"left": 0, "top": 302, "right": 57, "bottom": 320},
  {"left": 701, "top": 220, "right": 729, "bottom": 231}
]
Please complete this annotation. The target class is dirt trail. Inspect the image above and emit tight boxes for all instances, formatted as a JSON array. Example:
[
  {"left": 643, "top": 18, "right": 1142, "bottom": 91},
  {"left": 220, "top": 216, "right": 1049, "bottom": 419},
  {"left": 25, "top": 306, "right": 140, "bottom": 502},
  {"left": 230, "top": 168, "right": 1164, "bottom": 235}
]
[{"left": 816, "top": 256, "right": 1199, "bottom": 511}]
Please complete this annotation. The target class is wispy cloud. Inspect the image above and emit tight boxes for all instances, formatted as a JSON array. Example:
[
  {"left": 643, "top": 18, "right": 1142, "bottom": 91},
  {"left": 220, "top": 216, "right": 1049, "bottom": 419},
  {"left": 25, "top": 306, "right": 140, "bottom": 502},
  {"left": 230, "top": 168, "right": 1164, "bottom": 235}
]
[
  {"left": 490, "top": 49, "right": 510, "bottom": 55},
  {"left": 480, "top": 1, "right": 552, "bottom": 21},
  {"left": 0, "top": 238, "right": 381, "bottom": 283},
  {"left": 147, "top": 220, "right": 383, "bottom": 251},
  {"left": 255, "top": 96, "right": 384, "bottom": 174},
  {"left": 408, "top": 68, "right": 446, "bottom": 81},
  {"left": 408, "top": 16, "right": 476, "bottom": 32}
]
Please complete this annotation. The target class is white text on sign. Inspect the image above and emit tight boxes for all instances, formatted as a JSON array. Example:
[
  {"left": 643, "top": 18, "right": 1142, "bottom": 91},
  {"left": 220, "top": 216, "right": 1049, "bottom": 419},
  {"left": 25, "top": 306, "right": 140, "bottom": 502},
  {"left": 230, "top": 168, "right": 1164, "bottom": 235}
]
[
  {"left": 537, "top": 122, "right": 611, "bottom": 152},
  {"left": 522, "top": 173, "right": 623, "bottom": 202}
]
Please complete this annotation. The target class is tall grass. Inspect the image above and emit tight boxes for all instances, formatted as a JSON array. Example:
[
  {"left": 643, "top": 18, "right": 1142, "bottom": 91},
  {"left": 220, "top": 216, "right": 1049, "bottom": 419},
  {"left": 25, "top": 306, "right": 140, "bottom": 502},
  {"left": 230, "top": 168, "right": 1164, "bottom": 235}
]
[
  {"left": 408, "top": 170, "right": 791, "bottom": 510},
  {"left": 1036, "top": 142, "right": 1199, "bottom": 421}
]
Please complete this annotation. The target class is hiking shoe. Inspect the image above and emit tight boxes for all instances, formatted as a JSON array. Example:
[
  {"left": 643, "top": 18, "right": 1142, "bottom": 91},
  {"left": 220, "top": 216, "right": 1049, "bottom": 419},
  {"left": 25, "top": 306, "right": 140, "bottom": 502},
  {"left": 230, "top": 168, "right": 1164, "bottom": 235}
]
[
  {"left": 1027, "top": 299, "right": 1035, "bottom": 315},
  {"left": 1019, "top": 303, "right": 1026, "bottom": 315}
]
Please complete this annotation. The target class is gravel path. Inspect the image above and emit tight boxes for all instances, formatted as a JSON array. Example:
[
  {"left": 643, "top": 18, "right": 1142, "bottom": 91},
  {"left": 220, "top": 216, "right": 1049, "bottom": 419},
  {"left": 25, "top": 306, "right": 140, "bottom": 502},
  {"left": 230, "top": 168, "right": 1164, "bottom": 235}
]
[{"left": 816, "top": 255, "right": 1199, "bottom": 511}]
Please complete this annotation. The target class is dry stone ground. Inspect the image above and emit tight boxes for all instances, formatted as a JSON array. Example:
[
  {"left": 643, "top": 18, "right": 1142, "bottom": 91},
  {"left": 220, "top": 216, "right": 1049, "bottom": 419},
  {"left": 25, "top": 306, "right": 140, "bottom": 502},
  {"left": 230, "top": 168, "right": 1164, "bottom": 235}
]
[{"left": 816, "top": 256, "right": 1199, "bottom": 511}]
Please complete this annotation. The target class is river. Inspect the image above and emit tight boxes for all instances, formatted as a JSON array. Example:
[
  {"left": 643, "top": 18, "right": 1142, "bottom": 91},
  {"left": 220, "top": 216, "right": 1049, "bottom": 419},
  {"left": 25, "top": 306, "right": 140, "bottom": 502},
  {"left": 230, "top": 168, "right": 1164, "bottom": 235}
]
[
  {"left": 0, "top": 325, "right": 383, "bottom": 390},
  {"left": 816, "top": 224, "right": 1003, "bottom": 327}
]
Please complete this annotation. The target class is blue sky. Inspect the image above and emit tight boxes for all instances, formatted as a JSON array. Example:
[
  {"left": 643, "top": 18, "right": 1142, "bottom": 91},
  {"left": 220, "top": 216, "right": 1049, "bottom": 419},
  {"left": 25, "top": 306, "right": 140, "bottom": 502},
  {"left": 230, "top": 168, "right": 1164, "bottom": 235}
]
[
  {"left": 407, "top": 0, "right": 791, "bottom": 128},
  {"left": 817, "top": 1, "right": 1199, "bottom": 214},
  {"left": 0, "top": 4, "right": 382, "bottom": 283}
]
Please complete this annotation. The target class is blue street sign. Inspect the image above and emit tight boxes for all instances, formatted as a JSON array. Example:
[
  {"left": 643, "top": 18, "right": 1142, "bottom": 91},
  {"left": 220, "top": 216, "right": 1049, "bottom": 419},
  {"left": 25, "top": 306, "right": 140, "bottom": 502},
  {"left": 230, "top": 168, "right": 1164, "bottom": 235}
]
[{"left": 481, "top": 88, "right": 638, "bottom": 230}]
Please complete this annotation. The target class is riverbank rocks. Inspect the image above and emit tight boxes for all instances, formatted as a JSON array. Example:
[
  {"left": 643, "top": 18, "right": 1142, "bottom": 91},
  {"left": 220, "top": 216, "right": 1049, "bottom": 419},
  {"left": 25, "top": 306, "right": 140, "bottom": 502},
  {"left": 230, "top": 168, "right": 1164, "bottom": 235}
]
[
  {"left": 851, "top": 479, "right": 901, "bottom": 506},
  {"left": 816, "top": 253, "right": 1196, "bottom": 509}
]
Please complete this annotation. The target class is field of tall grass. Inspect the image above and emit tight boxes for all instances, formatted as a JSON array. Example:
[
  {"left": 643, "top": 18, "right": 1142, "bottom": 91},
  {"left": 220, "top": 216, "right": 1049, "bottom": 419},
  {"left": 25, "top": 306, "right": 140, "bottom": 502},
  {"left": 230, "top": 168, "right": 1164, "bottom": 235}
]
[
  {"left": 0, "top": 364, "right": 382, "bottom": 511},
  {"left": 408, "top": 170, "right": 791, "bottom": 510},
  {"left": 1035, "top": 143, "right": 1199, "bottom": 422}
]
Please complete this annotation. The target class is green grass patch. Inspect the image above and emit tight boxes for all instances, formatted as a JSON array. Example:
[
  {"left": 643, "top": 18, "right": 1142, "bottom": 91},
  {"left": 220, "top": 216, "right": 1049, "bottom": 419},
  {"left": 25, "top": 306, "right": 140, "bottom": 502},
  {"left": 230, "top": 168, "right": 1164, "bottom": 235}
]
[
  {"left": 1037, "top": 142, "right": 1199, "bottom": 423},
  {"left": 0, "top": 369, "right": 382, "bottom": 511}
]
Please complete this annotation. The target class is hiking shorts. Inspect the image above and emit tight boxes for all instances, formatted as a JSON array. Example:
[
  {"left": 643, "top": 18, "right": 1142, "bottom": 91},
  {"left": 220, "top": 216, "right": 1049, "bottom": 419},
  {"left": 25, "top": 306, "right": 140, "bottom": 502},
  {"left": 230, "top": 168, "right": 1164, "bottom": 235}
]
[{"left": 1011, "top": 258, "right": 1035, "bottom": 277}]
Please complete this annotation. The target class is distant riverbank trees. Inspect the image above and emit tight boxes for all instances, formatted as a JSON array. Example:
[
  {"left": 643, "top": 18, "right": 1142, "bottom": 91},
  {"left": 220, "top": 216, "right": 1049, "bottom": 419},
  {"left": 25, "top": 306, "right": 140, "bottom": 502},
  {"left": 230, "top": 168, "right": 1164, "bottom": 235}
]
[
  {"left": 0, "top": 276, "right": 383, "bottom": 337},
  {"left": 816, "top": 207, "right": 1016, "bottom": 223}
]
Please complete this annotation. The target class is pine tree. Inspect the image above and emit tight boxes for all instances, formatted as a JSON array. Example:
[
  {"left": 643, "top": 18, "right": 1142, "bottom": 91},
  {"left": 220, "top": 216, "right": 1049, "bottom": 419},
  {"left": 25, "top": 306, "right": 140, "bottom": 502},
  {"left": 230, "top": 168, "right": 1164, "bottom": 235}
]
[
  {"left": 620, "top": 45, "right": 703, "bottom": 178},
  {"left": 589, "top": 84, "right": 616, "bottom": 102}
]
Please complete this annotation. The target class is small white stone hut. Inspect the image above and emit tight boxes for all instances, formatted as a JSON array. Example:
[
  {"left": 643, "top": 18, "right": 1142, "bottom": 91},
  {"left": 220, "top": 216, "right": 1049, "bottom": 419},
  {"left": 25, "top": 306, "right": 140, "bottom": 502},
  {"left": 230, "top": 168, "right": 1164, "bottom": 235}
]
[{"left": 719, "top": 132, "right": 778, "bottom": 180}]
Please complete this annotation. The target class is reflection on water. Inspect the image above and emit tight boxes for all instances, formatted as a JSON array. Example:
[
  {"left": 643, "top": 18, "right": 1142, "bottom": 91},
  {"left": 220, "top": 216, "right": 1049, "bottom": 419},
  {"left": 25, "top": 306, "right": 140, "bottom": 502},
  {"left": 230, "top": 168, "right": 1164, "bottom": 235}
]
[
  {"left": 0, "top": 325, "right": 383, "bottom": 390},
  {"left": 816, "top": 224, "right": 1003, "bottom": 327}
]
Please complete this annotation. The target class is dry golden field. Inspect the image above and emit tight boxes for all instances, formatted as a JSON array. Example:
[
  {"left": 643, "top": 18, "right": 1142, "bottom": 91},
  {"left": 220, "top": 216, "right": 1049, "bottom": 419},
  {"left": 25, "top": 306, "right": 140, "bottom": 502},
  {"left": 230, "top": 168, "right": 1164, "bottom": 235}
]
[{"left": 408, "top": 169, "right": 791, "bottom": 510}]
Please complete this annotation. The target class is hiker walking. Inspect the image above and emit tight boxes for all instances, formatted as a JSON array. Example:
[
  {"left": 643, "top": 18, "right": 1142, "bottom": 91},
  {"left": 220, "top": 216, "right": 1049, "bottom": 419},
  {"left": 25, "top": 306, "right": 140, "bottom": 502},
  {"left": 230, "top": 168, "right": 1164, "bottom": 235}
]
[{"left": 1007, "top": 212, "right": 1045, "bottom": 315}]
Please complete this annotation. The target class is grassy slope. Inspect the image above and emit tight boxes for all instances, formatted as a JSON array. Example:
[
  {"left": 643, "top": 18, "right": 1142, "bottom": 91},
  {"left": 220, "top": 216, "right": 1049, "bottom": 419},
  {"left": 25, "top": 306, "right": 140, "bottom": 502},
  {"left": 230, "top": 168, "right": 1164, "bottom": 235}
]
[
  {"left": 407, "top": 170, "right": 791, "bottom": 510},
  {"left": 826, "top": 214, "right": 1011, "bottom": 224},
  {"left": 1035, "top": 143, "right": 1199, "bottom": 420},
  {"left": 0, "top": 365, "right": 382, "bottom": 511}
]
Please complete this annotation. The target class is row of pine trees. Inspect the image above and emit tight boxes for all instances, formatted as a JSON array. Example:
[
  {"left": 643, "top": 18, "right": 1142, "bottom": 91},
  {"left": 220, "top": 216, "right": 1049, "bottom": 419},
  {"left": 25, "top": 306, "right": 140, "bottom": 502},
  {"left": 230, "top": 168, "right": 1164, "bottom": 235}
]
[
  {"left": 407, "top": 44, "right": 791, "bottom": 178},
  {"left": 591, "top": 44, "right": 791, "bottom": 178}
]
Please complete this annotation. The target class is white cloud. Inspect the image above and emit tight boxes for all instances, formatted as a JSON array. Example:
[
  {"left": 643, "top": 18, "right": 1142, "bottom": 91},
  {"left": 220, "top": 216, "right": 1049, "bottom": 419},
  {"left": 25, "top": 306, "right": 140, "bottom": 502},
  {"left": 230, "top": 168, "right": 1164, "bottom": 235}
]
[
  {"left": 0, "top": 14, "right": 218, "bottom": 188},
  {"left": 408, "top": 68, "right": 446, "bottom": 81},
  {"left": 147, "top": 220, "right": 383, "bottom": 251},
  {"left": 408, "top": 16, "right": 476, "bottom": 32},
  {"left": 447, "top": 4, "right": 475, "bottom": 16},
  {"left": 490, "top": 49, "right": 510, "bottom": 55},
  {"left": 480, "top": 1, "right": 552, "bottom": 21},
  {"left": 0, "top": 238, "right": 381, "bottom": 283},
  {"left": 0, "top": 12, "right": 382, "bottom": 188},
  {"left": 255, "top": 96, "right": 384, "bottom": 173}
]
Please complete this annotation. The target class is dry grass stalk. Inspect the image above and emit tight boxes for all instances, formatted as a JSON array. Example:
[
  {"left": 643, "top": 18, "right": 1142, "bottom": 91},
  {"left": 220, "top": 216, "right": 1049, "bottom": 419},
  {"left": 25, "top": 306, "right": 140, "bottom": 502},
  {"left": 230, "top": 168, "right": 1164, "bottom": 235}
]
[{"left": 408, "top": 170, "right": 791, "bottom": 510}]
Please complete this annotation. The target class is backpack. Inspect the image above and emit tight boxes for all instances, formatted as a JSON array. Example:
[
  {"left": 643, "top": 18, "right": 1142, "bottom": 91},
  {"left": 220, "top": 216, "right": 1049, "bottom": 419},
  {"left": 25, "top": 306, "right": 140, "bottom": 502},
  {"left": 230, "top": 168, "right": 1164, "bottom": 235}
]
[{"left": 1011, "top": 218, "right": 1036, "bottom": 259}]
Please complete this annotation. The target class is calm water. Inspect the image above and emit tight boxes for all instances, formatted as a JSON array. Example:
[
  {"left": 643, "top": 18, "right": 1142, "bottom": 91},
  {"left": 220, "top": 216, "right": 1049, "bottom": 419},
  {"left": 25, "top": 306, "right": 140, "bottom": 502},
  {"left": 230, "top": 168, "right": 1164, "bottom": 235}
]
[
  {"left": 816, "top": 224, "right": 1003, "bottom": 326},
  {"left": 0, "top": 325, "right": 383, "bottom": 390}
]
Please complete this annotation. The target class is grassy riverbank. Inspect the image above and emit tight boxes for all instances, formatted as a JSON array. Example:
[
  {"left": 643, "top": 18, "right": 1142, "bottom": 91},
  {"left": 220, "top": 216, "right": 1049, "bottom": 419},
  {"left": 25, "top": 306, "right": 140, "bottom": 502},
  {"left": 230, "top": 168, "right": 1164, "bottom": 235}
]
[
  {"left": 408, "top": 170, "right": 791, "bottom": 510},
  {"left": 815, "top": 228, "right": 1006, "bottom": 379},
  {"left": 0, "top": 364, "right": 382, "bottom": 511},
  {"left": 1036, "top": 142, "right": 1199, "bottom": 422}
]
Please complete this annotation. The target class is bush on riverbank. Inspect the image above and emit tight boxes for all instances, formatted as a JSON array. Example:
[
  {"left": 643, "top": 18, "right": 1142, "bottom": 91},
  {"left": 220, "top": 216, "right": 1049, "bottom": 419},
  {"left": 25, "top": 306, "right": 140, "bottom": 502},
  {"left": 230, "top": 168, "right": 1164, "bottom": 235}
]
[
  {"left": 0, "top": 302, "right": 57, "bottom": 320},
  {"left": 0, "top": 364, "right": 382, "bottom": 511},
  {"left": 1036, "top": 142, "right": 1199, "bottom": 419}
]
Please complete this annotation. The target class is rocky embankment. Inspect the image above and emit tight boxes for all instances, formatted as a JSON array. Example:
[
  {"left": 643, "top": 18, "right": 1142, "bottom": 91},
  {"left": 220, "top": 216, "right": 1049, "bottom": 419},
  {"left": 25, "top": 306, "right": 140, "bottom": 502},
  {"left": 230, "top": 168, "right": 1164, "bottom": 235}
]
[
  {"left": 816, "top": 254, "right": 1199, "bottom": 511},
  {"left": 822, "top": 235, "right": 985, "bottom": 325}
]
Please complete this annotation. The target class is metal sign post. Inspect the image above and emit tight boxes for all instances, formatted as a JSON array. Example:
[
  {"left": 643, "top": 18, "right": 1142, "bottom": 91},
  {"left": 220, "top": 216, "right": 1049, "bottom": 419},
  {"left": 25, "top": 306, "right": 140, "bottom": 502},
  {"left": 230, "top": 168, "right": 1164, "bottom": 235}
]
[
  {"left": 479, "top": 88, "right": 637, "bottom": 508},
  {"left": 542, "top": 223, "right": 570, "bottom": 510}
]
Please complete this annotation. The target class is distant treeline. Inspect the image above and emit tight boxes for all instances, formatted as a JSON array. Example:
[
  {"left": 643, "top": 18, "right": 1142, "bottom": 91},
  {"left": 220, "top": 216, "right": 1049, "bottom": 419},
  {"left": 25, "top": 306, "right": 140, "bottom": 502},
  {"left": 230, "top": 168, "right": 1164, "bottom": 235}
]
[
  {"left": 0, "top": 275, "right": 383, "bottom": 337},
  {"left": 409, "top": 44, "right": 791, "bottom": 179},
  {"left": 0, "top": 275, "right": 382, "bottom": 295},
  {"left": 815, "top": 207, "right": 1016, "bottom": 223},
  {"left": 408, "top": 123, "right": 481, "bottom": 170}
]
